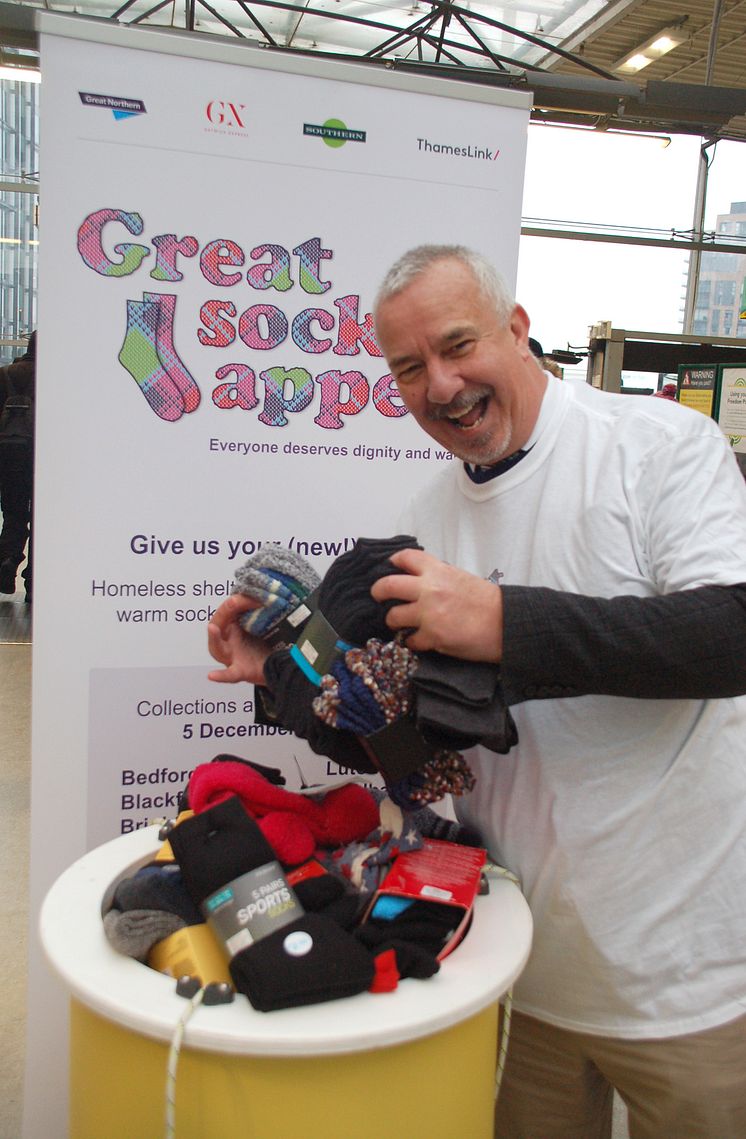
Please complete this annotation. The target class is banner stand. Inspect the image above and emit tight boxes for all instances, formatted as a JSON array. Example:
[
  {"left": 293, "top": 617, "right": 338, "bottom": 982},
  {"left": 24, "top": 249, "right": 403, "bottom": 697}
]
[{"left": 27, "top": 13, "right": 530, "bottom": 1134}]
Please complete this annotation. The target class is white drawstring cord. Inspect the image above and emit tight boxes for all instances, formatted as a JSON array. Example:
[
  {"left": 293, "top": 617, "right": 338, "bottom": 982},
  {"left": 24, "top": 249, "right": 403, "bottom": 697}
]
[
  {"left": 165, "top": 984, "right": 205, "bottom": 1139},
  {"left": 482, "top": 861, "right": 522, "bottom": 1103}
]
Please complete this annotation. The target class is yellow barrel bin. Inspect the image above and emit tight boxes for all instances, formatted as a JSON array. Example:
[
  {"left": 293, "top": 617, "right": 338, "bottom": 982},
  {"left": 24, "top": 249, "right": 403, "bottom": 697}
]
[{"left": 40, "top": 825, "right": 532, "bottom": 1139}]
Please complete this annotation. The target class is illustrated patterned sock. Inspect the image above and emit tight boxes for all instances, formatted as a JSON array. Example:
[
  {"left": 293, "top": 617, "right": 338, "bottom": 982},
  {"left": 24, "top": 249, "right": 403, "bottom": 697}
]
[
  {"left": 143, "top": 291, "right": 200, "bottom": 413},
  {"left": 118, "top": 299, "right": 185, "bottom": 421}
]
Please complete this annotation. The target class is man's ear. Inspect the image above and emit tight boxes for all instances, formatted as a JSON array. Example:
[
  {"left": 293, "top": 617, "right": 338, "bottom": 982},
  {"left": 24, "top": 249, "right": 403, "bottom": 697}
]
[{"left": 508, "top": 304, "right": 531, "bottom": 351}]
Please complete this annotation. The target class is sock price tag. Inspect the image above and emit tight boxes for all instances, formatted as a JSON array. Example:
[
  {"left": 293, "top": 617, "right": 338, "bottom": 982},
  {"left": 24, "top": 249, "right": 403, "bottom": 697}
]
[{"left": 202, "top": 861, "right": 305, "bottom": 958}]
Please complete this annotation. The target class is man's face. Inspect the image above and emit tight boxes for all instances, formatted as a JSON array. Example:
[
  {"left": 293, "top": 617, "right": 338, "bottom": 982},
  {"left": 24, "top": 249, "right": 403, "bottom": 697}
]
[{"left": 375, "top": 258, "right": 546, "bottom": 465}]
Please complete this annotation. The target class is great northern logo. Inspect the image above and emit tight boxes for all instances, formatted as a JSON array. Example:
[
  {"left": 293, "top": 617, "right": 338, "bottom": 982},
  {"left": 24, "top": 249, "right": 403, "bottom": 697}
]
[
  {"left": 79, "top": 92, "right": 146, "bottom": 121},
  {"left": 303, "top": 119, "right": 366, "bottom": 148}
]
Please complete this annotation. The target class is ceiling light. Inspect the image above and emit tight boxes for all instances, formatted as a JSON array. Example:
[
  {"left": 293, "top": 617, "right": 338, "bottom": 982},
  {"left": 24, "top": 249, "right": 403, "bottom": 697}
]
[
  {"left": 613, "top": 24, "right": 688, "bottom": 75},
  {"left": 0, "top": 65, "right": 40, "bottom": 84},
  {"left": 534, "top": 121, "right": 672, "bottom": 147}
]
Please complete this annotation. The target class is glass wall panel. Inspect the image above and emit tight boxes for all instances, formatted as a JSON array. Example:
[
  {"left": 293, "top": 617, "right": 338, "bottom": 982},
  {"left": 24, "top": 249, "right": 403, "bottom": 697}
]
[{"left": 0, "top": 77, "right": 39, "bottom": 364}]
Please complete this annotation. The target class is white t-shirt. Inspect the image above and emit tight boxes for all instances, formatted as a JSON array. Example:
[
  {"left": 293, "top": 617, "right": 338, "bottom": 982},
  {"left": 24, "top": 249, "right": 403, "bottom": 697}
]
[{"left": 400, "top": 376, "right": 746, "bottom": 1038}]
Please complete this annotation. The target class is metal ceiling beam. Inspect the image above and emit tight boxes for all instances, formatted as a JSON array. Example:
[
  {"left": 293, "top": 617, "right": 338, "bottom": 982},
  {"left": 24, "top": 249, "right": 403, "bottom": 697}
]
[
  {"left": 532, "top": 0, "right": 646, "bottom": 66},
  {"left": 130, "top": 1, "right": 176, "bottom": 25},
  {"left": 365, "top": 10, "right": 441, "bottom": 61},
  {"left": 233, "top": 0, "right": 278, "bottom": 46},
  {"left": 2, "top": 2, "right": 745, "bottom": 139},
  {"left": 194, "top": 0, "right": 247, "bottom": 38},
  {"left": 521, "top": 222, "right": 746, "bottom": 254},
  {"left": 451, "top": 7, "right": 510, "bottom": 72}
]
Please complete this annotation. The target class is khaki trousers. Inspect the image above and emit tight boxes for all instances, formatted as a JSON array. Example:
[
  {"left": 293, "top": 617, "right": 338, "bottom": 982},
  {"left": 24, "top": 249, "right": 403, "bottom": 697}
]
[{"left": 494, "top": 1008, "right": 746, "bottom": 1139}]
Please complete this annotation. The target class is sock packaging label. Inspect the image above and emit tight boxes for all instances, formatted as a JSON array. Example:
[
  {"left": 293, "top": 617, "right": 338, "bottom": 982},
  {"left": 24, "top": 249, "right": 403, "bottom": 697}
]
[
  {"left": 363, "top": 838, "right": 487, "bottom": 960},
  {"left": 202, "top": 860, "right": 305, "bottom": 957}
]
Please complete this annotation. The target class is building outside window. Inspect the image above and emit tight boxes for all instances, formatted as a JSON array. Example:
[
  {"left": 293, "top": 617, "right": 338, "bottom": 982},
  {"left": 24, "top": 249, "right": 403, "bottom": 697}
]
[
  {"left": 0, "top": 76, "right": 39, "bottom": 364},
  {"left": 695, "top": 201, "right": 746, "bottom": 343}
]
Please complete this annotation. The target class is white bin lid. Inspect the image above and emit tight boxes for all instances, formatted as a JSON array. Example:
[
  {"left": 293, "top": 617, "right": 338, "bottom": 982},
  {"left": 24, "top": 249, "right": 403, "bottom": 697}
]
[{"left": 40, "top": 825, "right": 532, "bottom": 1057}]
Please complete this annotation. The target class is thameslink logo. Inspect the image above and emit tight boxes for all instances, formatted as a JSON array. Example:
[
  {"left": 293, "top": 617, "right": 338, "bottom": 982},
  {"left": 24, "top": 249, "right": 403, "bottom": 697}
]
[
  {"left": 417, "top": 137, "right": 499, "bottom": 161},
  {"left": 304, "top": 118, "right": 367, "bottom": 147},
  {"left": 79, "top": 92, "right": 146, "bottom": 121}
]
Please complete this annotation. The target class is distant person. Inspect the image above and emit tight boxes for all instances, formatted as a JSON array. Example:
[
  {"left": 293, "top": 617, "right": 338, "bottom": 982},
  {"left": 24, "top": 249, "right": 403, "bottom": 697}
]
[
  {"left": 654, "top": 379, "right": 678, "bottom": 400},
  {"left": 0, "top": 331, "right": 36, "bottom": 603},
  {"left": 529, "top": 335, "right": 563, "bottom": 379}
]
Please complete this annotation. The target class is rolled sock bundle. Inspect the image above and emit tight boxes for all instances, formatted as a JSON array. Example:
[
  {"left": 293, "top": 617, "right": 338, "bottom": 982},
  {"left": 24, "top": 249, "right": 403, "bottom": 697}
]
[
  {"left": 314, "top": 637, "right": 417, "bottom": 733},
  {"left": 112, "top": 863, "right": 204, "bottom": 926},
  {"left": 103, "top": 908, "right": 186, "bottom": 962},
  {"left": 292, "top": 873, "right": 364, "bottom": 930},
  {"left": 313, "top": 638, "right": 475, "bottom": 808},
  {"left": 317, "top": 535, "right": 422, "bottom": 644},
  {"left": 233, "top": 546, "right": 321, "bottom": 640},
  {"left": 230, "top": 913, "right": 375, "bottom": 1012},
  {"left": 168, "top": 796, "right": 375, "bottom": 1011},
  {"left": 413, "top": 655, "right": 518, "bottom": 755},
  {"left": 355, "top": 899, "right": 461, "bottom": 979},
  {"left": 386, "top": 754, "right": 476, "bottom": 810}
]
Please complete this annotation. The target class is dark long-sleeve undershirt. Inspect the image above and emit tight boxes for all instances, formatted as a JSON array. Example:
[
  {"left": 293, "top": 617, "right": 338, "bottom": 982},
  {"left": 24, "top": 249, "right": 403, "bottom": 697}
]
[
  {"left": 255, "top": 583, "right": 746, "bottom": 775},
  {"left": 500, "top": 582, "right": 746, "bottom": 704}
]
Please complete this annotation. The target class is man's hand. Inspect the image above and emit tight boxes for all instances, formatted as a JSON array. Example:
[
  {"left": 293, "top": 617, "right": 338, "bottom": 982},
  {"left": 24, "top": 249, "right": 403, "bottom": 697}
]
[
  {"left": 207, "top": 593, "right": 272, "bottom": 686},
  {"left": 370, "top": 548, "right": 503, "bottom": 662}
]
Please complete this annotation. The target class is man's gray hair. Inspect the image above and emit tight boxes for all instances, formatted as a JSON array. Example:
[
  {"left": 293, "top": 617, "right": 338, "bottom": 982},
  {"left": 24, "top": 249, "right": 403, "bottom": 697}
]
[{"left": 373, "top": 244, "right": 515, "bottom": 325}]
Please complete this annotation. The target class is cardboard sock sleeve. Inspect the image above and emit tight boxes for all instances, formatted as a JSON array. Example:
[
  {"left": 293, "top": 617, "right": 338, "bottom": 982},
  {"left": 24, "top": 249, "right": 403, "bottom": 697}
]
[{"left": 168, "top": 795, "right": 277, "bottom": 905}]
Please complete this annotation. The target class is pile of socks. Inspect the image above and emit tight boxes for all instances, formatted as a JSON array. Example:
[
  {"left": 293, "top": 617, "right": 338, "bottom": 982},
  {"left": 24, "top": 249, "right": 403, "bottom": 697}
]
[
  {"left": 168, "top": 795, "right": 376, "bottom": 1012},
  {"left": 233, "top": 536, "right": 519, "bottom": 803},
  {"left": 104, "top": 862, "right": 202, "bottom": 962},
  {"left": 103, "top": 755, "right": 486, "bottom": 1010}
]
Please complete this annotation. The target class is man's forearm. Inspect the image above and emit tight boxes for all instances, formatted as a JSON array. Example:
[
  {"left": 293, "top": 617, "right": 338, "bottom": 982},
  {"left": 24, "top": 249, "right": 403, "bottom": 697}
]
[{"left": 500, "top": 583, "right": 746, "bottom": 703}]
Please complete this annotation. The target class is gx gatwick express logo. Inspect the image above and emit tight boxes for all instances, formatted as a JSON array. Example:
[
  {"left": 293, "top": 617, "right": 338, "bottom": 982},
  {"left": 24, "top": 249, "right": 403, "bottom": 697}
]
[
  {"left": 79, "top": 92, "right": 146, "bottom": 121},
  {"left": 205, "top": 101, "right": 247, "bottom": 134}
]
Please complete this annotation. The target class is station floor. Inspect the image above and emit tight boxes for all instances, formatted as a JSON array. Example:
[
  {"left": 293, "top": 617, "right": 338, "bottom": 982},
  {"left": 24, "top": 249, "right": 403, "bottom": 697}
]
[
  {"left": 0, "top": 599, "right": 31, "bottom": 1138},
  {"left": 0, "top": 590, "right": 629, "bottom": 1139}
]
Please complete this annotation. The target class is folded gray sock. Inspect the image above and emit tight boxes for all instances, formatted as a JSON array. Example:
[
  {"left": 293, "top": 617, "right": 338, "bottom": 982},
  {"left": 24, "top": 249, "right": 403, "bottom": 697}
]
[
  {"left": 234, "top": 546, "right": 320, "bottom": 599},
  {"left": 103, "top": 908, "right": 186, "bottom": 961},
  {"left": 234, "top": 546, "right": 321, "bottom": 639}
]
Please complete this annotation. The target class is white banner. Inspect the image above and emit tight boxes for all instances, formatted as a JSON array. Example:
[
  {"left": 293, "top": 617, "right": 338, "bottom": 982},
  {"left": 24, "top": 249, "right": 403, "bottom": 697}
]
[{"left": 27, "top": 15, "right": 529, "bottom": 1135}]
